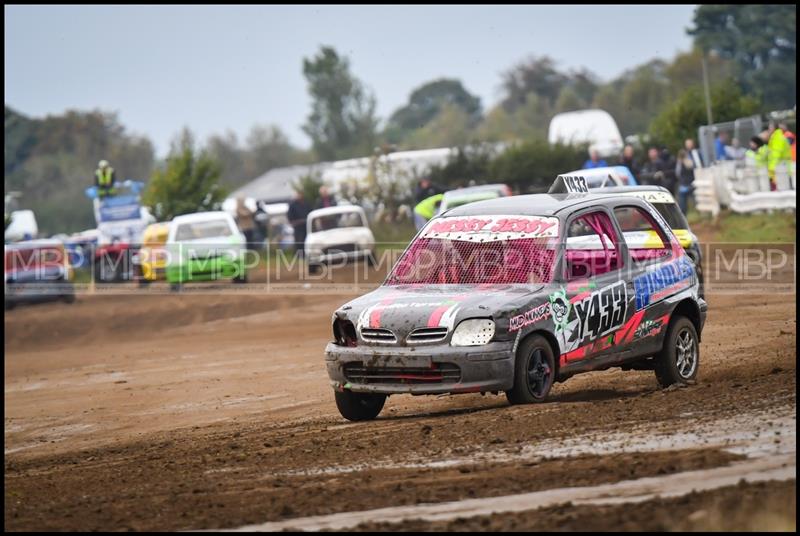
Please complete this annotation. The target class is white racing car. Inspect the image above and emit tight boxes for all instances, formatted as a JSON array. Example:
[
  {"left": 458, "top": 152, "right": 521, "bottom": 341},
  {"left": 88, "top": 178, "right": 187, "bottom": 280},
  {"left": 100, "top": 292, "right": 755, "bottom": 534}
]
[{"left": 304, "top": 205, "right": 376, "bottom": 273}]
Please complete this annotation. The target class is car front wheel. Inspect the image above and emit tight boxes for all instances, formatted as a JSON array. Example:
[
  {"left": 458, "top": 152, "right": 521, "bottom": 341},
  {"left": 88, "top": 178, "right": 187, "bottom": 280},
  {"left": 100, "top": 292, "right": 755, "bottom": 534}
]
[
  {"left": 654, "top": 316, "right": 699, "bottom": 387},
  {"left": 334, "top": 390, "right": 386, "bottom": 421},
  {"left": 506, "top": 334, "right": 556, "bottom": 405}
]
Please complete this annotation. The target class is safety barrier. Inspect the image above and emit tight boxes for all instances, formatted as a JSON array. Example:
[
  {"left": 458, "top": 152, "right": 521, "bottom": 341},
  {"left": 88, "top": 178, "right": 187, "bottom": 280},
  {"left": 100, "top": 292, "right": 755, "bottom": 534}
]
[{"left": 694, "top": 161, "right": 796, "bottom": 216}]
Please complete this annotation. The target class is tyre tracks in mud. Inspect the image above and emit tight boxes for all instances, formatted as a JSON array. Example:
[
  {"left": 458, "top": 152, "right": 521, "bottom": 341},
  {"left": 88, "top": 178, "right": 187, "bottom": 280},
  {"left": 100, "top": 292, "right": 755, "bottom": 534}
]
[{"left": 4, "top": 245, "right": 797, "bottom": 531}]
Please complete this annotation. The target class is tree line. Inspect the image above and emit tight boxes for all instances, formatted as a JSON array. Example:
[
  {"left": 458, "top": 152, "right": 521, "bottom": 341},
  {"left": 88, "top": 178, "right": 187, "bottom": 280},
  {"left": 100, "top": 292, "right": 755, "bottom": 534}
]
[{"left": 4, "top": 4, "right": 795, "bottom": 233}]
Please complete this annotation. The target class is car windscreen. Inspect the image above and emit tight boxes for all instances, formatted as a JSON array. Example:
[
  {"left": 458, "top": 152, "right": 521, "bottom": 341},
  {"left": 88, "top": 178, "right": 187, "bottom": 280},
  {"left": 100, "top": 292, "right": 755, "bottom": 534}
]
[
  {"left": 174, "top": 219, "right": 233, "bottom": 241},
  {"left": 385, "top": 215, "right": 559, "bottom": 285},
  {"left": 652, "top": 202, "right": 689, "bottom": 230},
  {"left": 309, "top": 211, "right": 364, "bottom": 232}
]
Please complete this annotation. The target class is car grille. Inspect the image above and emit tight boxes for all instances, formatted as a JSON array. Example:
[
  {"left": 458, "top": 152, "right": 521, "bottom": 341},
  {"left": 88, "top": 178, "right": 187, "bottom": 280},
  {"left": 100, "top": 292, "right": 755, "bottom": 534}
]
[
  {"left": 323, "top": 243, "right": 358, "bottom": 255},
  {"left": 343, "top": 363, "right": 461, "bottom": 384},
  {"left": 360, "top": 327, "right": 397, "bottom": 343},
  {"left": 189, "top": 251, "right": 221, "bottom": 260},
  {"left": 406, "top": 327, "right": 449, "bottom": 344}
]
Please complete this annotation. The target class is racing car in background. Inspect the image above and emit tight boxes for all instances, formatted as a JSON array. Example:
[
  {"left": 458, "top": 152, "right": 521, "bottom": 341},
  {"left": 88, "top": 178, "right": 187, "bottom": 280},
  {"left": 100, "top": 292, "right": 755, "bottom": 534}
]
[
  {"left": 304, "top": 205, "right": 376, "bottom": 274},
  {"left": 5, "top": 239, "right": 75, "bottom": 309},
  {"left": 165, "top": 211, "right": 248, "bottom": 290},
  {"left": 325, "top": 176, "right": 706, "bottom": 421},
  {"left": 437, "top": 183, "right": 513, "bottom": 214}
]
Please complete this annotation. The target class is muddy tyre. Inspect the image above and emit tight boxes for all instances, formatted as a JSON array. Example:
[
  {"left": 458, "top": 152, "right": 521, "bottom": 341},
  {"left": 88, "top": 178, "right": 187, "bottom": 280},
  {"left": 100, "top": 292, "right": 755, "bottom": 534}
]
[
  {"left": 654, "top": 316, "right": 699, "bottom": 387},
  {"left": 334, "top": 390, "right": 386, "bottom": 421},
  {"left": 506, "top": 334, "right": 556, "bottom": 405}
]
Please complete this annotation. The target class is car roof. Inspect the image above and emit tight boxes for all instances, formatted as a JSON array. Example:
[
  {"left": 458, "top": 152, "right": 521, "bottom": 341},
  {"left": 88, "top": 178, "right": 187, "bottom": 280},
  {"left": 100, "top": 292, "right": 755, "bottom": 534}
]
[
  {"left": 594, "top": 185, "right": 677, "bottom": 203},
  {"left": 442, "top": 192, "right": 643, "bottom": 218},
  {"left": 594, "top": 185, "right": 671, "bottom": 194},
  {"left": 5, "top": 238, "right": 63, "bottom": 250},
  {"left": 172, "top": 211, "right": 232, "bottom": 224},
  {"left": 308, "top": 204, "right": 365, "bottom": 218}
]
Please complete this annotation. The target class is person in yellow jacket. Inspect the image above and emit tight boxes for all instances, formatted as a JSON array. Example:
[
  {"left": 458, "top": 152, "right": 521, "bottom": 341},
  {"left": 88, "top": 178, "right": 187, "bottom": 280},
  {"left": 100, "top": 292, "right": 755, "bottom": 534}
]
[
  {"left": 766, "top": 122, "right": 792, "bottom": 191},
  {"left": 94, "top": 160, "right": 117, "bottom": 198},
  {"left": 745, "top": 136, "right": 769, "bottom": 167},
  {"left": 413, "top": 193, "right": 444, "bottom": 231}
]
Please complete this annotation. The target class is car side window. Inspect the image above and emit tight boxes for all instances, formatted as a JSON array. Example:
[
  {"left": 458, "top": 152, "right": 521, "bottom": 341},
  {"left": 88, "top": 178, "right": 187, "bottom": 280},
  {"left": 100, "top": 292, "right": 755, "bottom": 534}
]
[
  {"left": 613, "top": 206, "right": 672, "bottom": 265},
  {"left": 565, "top": 210, "right": 623, "bottom": 280}
]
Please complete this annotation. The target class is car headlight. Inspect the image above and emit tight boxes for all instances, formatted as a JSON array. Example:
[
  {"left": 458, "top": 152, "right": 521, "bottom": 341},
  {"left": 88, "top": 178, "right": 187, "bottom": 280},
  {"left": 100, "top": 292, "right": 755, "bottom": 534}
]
[{"left": 451, "top": 319, "right": 495, "bottom": 346}]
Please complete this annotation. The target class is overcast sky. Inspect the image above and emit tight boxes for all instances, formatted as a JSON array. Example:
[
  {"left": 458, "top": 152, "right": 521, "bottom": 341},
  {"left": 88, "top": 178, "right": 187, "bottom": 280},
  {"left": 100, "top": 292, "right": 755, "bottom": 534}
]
[{"left": 5, "top": 4, "right": 697, "bottom": 157}]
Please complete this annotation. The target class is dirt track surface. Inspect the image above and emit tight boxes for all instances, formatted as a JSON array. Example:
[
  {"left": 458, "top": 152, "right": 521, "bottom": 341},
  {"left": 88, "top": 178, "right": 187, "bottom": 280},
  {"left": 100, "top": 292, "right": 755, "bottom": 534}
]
[{"left": 5, "top": 245, "right": 797, "bottom": 531}]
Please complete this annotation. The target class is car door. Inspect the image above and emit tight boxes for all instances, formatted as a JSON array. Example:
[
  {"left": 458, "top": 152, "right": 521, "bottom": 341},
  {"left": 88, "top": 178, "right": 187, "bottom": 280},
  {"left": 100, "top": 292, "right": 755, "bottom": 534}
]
[
  {"left": 610, "top": 203, "right": 685, "bottom": 358},
  {"left": 556, "top": 208, "right": 631, "bottom": 369}
]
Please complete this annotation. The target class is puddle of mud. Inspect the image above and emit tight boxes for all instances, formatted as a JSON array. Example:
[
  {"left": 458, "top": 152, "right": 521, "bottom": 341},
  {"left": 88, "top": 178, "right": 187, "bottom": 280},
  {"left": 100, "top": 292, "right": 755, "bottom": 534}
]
[{"left": 272, "top": 406, "right": 795, "bottom": 478}]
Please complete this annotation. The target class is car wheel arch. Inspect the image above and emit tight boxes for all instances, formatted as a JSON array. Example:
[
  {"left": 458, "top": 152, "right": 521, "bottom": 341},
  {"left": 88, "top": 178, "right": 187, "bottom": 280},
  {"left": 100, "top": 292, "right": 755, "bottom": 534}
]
[
  {"left": 669, "top": 298, "right": 702, "bottom": 342},
  {"left": 517, "top": 329, "right": 561, "bottom": 376}
]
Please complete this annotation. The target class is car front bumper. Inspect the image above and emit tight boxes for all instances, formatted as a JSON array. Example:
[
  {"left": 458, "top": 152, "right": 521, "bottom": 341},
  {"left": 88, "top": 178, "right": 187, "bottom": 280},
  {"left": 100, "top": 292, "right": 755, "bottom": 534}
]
[
  {"left": 325, "top": 340, "right": 515, "bottom": 395},
  {"left": 166, "top": 257, "right": 245, "bottom": 283},
  {"left": 5, "top": 276, "right": 74, "bottom": 306},
  {"left": 306, "top": 247, "right": 372, "bottom": 265}
]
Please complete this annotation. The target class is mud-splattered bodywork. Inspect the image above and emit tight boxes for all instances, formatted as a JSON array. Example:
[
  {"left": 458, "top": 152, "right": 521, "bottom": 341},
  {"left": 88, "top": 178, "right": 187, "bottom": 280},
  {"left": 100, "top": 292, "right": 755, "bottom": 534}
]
[{"left": 325, "top": 193, "right": 707, "bottom": 396}]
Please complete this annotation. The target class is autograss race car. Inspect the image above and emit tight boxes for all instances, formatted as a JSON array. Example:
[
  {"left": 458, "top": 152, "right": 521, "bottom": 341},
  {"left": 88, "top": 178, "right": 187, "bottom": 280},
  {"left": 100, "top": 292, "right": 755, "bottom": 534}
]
[
  {"left": 437, "top": 183, "right": 513, "bottom": 214},
  {"left": 135, "top": 222, "right": 170, "bottom": 284},
  {"left": 5, "top": 239, "right": 75, "bottom": 309},
  {"left": 325, "top": 180, "right": 707, "bottom": 421},
  {"left": 304, "top": 205, "right": 376, "bottom": 273},
  {"left": 166, "top": 211, "right": 247, "bottom": 290}
]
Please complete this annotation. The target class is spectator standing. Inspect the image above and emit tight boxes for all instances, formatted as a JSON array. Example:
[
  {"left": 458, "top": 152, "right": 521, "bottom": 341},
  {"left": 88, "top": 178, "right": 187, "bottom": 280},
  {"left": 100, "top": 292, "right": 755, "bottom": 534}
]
[
  {"left": 582, "top": 147, "right": 607, "bottom": 169},
  {"left": 413, "top": 193, "right": 444, "bottom": 231},
  {"left": 714, "top": 131, "right": 732, "bottom": 161},
  {"left": 414, "top": 178, "right": 443, "bottom": 205},
  {"left": 659, "top": 147, "right": 678, "bottom": 194},
  {"left": 745, "top": 136, "right": 769, "bottom": 168},
  {"left": 619, "top": 144, "right": 640, "bottom": 182},
  {"left": 684, "top": 138, "right": 704, "bottom": 169},
  {"left": 287, "top": 191, "right": 311, "bottom": 256},
  {"left": 639, "top": 147, "right": 668, "bottom": 188},
  {"left": 727, "top": 138, "right": 747, "bottom": 162},
  {"left": 314, "top": 185, "right": 338, "bottom": 210},
  {"left": 675, "top": 142, "right": 699, "bottom": 215},
  {"left": 766, "top": 121, "right": 793, "bottom": 190},
  {"left": 94, "top": 159, "right": 117, "bottom": 198},
  {"left": 779, "top": 122, "right": 796, "bottom": 162},
  {"left": 235, "top": 197, "right": 256, "bottom": 249}
]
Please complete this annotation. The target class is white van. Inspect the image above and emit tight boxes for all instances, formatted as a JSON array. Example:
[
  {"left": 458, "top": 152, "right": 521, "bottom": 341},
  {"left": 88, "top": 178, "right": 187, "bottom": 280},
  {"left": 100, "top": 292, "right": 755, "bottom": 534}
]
[{"left": 548, "top": 109, "right": 624, "bottom": 158}]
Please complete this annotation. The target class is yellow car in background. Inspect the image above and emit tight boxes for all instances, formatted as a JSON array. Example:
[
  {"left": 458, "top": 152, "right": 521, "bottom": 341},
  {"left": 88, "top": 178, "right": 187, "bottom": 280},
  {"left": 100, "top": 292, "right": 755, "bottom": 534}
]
[{"left": 136, "top": 222, "right": 170, "bottom": 284}]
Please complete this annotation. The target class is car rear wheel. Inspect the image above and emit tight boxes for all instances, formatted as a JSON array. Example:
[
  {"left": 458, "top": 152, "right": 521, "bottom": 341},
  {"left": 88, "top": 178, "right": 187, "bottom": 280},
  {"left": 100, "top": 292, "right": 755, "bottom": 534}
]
[
  {"left": 334, "top": 390, "right": 386, "bottom": 421},
  {"left": 654, "top": 316, "right": 699, "bottom": 387},
  {"left": 506, "top": 334, "right": 555, "bottom": 405}
]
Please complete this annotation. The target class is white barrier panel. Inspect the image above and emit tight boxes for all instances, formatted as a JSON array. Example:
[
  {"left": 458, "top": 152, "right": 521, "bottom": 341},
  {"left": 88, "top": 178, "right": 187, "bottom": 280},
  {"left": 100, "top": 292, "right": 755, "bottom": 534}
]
[
  {"left": 695, "top": 161, "right": 796, "bottom": 216},
  {"left": 693, "top": 167, "right": 720, "bottom": 217},
  {"left": 729, "top": 190, "right": 796, "bottom": 213}
]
